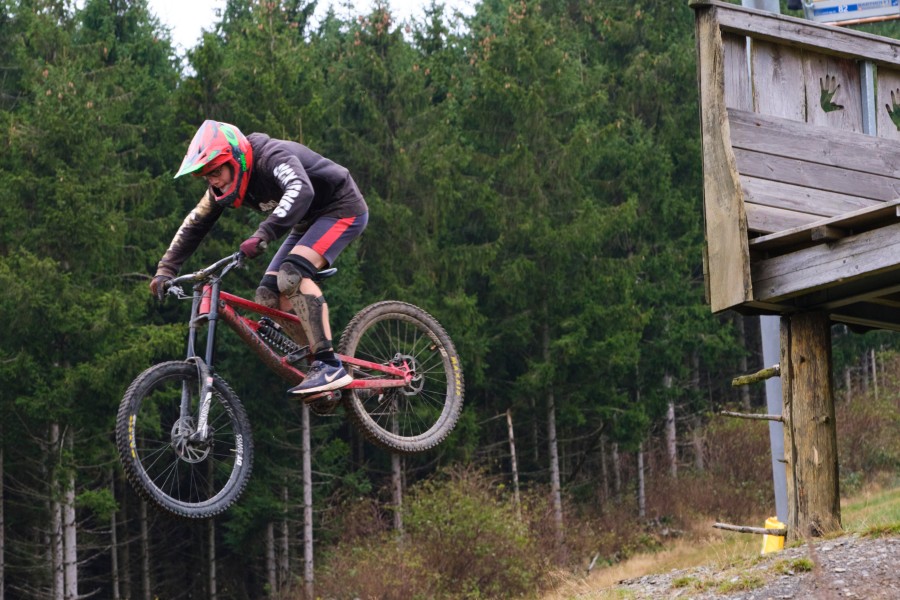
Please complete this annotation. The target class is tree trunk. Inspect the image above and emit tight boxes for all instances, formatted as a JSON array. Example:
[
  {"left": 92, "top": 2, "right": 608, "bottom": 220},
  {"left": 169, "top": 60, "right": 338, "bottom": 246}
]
[
  {"left": 391, "top": 408, "right": 404, "bottom": 535},
  {"left": 542, "top": 321, "right": 564, "bottom": 553},
  {"left": 637, "top": 443, "right": 646, "bottom": 519},
  {"left": 63, "top": 429, "right": 77, "bottom": 600},
  {"left": 599, "top": 435, "right": 609, "bottom": 506},
  {"left": 506, "top": 410, "right": 521, "bottom": 519},
  {"left": 665, "top": 373, "right": 677, "bottom": 478},
  {"left": 870, "top": 348, "right": 878, "bottom": 400},
  {"left": 280, "top": 487, "right": 290, "bottom": 594},
  {"left": 208, "top": 519, "right": 217, "bottom": 600},
  {"left": 302, "top": 404, "right": 314, "bottom": 600},
  {"left": 140, "top": 500, "right": 151, "bottom": 600},
  {"left": 781, "top": 312, "right": 841, "bottom": 538},
  {"left": 1, "top": 433, "right": 4, "bottom": 600},
  {"left": 843, "top": 367, "right": 852, "bottom": 404},
  {"left": 121, "top": 488, "right": 132, "bottom": 600},
  {"left": 50, "top": 424, "right": 63, "bottom": 600},
  {"left": 109, "top": 471, "right": 121, "bottom": 600},
  {"left": 266, "top": 523, "right": 277, "bottom": 596},
  {"left": 612, "top": 442, "right": 621, "bottom": 497},
  {"left": 735, "top": 315, "right": 752, "bottom": 410},
  {"left": 692, "top": 415, "right": 705, "bottom": 472}
]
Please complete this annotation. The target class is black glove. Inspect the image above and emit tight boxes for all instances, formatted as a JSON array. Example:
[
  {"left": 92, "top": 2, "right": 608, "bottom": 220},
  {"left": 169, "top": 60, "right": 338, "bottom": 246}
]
[{"left": 149, "top": 275, "right": 172, "bottom": 301}]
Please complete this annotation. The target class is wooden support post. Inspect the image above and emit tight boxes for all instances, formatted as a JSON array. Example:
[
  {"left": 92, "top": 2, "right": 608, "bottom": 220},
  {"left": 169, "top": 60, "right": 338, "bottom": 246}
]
[{"left": 781, "top": 312, "right": 841, "bottom": 539}]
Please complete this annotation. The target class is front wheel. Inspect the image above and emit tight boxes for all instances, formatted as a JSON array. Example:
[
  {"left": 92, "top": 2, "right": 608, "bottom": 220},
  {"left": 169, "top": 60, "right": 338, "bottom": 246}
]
[
  {"left": 115, "top": 361, "right": 253, "bottom": 518},
  {"left": 339, "top": 301, "right": 464, "bottom": 454}
]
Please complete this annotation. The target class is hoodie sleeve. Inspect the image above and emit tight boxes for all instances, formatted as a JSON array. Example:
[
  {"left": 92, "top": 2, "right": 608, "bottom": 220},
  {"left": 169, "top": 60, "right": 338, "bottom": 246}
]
[
  {"left": 251, "top": 147, "right": 315, "bottom": 243},
  {"left": 155, "top": 190, "right": 224, "bottom": 277}
]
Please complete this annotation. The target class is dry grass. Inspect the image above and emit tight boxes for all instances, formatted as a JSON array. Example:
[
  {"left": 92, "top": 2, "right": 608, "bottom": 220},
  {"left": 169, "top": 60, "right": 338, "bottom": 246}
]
[
  {"left": 542, "top": 532, "right": 758, "bottom": 599},
  {"left": 542, "top": 483, "right": 900, "bottom": 600}
]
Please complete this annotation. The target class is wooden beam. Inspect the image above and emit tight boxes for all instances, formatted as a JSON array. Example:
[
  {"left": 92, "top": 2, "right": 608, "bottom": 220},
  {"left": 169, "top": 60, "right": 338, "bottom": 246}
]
[
  {"left": 696, "top": 8, "right": 753, "bottom": 312},
  {"left": 690, "top": 1, "right": 900, "bottom": 67},
  {"left": 751, "top": 221, "right": 900, "bottom": 302},
  {"left": 713, "top": 522, "right": 787, "bottom": 536}
]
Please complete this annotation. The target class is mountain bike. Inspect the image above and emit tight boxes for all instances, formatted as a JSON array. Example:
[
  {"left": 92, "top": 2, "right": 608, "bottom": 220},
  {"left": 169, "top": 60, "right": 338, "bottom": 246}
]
[{"left": 115, "top": 251, "right": 464, "bottom": 518}]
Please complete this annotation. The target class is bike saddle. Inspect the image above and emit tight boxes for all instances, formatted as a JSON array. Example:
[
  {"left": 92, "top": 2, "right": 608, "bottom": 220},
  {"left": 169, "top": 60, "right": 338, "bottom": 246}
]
[{"left": 314, "top": 267, "right": 337, "bottom": 282}]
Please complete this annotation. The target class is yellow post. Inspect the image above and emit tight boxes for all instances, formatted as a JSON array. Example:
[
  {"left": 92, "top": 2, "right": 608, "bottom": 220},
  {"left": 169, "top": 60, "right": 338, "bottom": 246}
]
[{"left": 761, "top": 517, "right": 786, "bottom": 554}]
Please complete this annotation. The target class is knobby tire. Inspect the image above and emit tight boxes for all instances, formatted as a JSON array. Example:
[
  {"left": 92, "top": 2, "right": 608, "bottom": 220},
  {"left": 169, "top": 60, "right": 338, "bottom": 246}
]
[
  {"left": 116, "top": 361, "right": 253, "bottom": 519},
  {"left": 338, "top": 301, "right": 464, "bottom": 454}
]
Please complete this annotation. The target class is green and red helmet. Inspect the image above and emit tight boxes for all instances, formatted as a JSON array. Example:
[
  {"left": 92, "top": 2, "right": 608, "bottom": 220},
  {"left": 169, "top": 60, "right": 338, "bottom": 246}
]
[{"left": 175, "top": 120, "right": 254, "bottom": 208}]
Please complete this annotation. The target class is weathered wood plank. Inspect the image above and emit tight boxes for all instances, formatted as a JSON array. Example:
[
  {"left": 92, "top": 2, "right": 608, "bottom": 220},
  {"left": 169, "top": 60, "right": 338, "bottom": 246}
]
[
  {"left": 751, "top": 221, "right": 900, "bottom": 301},
  {"left": 746, "top": 203, "right": 822, "bottom": 235},
  {"left": 741, "top": 177, "right": 879, "bottom": 220},
  {"left": 729, "top": 110, "right": 900, "bottom": 177},
  {"left": 811, "top": 225, "right": 845, "bottom": 243},
  {"left": 734, "top": 149, "right": 900, "bottom": 201},
  {"left": 804, "top": 54, "right": 863, "bottom": 133},
  {"left": 724, "top": 33, "right": 753, "bottom": 111},
  {"left": 749, "top": 200, "right": 900, "bottom": 253},
  {"left": 692, "top": 1, "right": 900, "bottom": 66},
  {"left": 876, "top": 67, "right": 900, "bottom": 141},
  {"left": 697, "top": 9, "right": 753, "bottom": 312},
  {"left": 751, "top": 39, "right": 805, "bottom": 121}
]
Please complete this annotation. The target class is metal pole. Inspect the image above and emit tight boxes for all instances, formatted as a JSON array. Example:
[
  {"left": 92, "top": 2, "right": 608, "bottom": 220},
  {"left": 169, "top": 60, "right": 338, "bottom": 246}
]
[
  {"left": 761, "top": 316, "right": 789, "bottom": 524},
  {"left": 742, "top": 0, "right": 780, "bottom": 11},
  {"left": 741, "top": 0, "right": 789, "bottom": 526}
]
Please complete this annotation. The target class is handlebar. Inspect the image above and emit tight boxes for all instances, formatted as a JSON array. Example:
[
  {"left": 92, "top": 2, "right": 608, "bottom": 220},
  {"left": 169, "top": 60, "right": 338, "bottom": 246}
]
[{"left": 164, "top": 251, "right": 246, "bottom": 298}]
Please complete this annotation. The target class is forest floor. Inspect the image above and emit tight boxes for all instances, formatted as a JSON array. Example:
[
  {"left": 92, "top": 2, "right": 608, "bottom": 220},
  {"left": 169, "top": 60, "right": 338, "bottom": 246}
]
[{"left": 546, "top": 485, "right": 900, "bottom": 600}]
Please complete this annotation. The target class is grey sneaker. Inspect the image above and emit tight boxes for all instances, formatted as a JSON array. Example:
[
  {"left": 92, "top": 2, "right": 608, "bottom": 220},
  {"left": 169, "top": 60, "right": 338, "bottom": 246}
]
[{"left": 289, "top": 360, "right": 352, "bottom": 395}]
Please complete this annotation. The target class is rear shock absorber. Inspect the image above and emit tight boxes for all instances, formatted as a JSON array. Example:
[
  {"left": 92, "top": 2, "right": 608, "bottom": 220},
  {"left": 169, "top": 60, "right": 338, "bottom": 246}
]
[{"left": 257, "top": 317, "right": 302, "bottom": 356}]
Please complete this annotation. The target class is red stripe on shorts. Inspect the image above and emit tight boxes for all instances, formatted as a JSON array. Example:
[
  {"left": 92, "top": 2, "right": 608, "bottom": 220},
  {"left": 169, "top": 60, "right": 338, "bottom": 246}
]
[{"left": 312, "top": 216, "right": 356, "bottom": 256}]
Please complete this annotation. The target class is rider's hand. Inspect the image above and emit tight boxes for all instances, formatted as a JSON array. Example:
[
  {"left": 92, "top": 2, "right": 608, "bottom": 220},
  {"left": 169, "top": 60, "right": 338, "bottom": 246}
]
[
  {"left": 240, "top": 236, "right": 265, "bottom": 259},
  {"left": 149, "top": 275, "right": 173, "bottom": 301}
]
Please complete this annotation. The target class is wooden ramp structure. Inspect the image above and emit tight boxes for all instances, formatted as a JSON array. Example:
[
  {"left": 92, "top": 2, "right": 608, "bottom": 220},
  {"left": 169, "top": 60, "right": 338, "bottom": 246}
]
[{"left": 690, "top": 0, "right": 900, "bottom": 538}]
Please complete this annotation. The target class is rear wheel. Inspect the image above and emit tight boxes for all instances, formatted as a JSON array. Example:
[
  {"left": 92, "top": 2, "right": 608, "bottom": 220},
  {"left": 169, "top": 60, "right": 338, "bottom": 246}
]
[
  {"left": 338, "top": 301, "right": 464, "bottom": 454},
  {"left": 115, "top": 361, "right": 253, "bottom": 518}
]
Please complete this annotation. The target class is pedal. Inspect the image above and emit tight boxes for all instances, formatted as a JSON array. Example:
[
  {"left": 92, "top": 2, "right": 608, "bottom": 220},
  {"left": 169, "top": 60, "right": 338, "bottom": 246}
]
[
  {"left": 306, "top": 390, "right": 342, "bottom": 416},
  {"left": 286, "top": 347, "right": 310, "bottom": 366}
]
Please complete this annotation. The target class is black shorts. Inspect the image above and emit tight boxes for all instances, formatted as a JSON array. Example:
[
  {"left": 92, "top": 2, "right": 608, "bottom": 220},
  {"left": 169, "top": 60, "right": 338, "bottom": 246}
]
[{"left": 265, "top": 212, "right": 368, "bottom": 271}]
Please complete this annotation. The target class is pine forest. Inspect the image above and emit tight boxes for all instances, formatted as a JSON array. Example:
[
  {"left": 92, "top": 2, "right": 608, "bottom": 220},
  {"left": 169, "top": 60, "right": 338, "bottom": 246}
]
[{"left": 1, "top": 1, "right": 899, "bottom": 598}]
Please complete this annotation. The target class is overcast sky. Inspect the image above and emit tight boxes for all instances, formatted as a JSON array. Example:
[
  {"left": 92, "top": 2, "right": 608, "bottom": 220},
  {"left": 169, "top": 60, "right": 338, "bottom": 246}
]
[{"left": 147, "top": 0, "right": 475, "bottom": 54}]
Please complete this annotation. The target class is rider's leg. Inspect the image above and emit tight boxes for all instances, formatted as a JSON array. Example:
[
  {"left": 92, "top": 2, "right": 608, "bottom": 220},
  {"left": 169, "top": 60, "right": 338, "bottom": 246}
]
[
  {"left": 278, "top": 246, "right": 351, "bottom": 394},
  {"left": 255, "top": 232, "right": 311, "bottom": 346}
]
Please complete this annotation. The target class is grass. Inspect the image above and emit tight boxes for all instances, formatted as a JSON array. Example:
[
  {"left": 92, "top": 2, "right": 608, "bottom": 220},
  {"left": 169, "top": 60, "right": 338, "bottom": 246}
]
[
  {"left": 543, "top": 482, "right": 900, "bottom": 600},
  {"left": 842, "top": 483, "right": 900, "bottom": 533}
]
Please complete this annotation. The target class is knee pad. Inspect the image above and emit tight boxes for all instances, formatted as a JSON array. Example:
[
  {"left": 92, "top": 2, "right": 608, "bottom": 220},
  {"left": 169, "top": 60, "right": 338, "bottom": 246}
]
[
  {"left": 277, "top": 255, "right": 318, "bottom": 295},
  {"left": 277, "top": 255, "right": 330, "bottom": 352},
  {"left": 255, "top": 274, "right": 279, "bottom": 308}
]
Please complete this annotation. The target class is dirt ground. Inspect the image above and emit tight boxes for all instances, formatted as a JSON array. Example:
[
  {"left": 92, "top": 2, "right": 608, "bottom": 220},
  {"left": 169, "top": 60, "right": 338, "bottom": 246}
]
[{"left": 612, "top": 532, "right": 900, "bottom": 599}]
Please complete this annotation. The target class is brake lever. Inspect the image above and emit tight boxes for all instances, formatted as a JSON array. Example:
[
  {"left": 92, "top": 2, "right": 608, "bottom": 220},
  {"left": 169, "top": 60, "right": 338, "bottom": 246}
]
[{"left": 166, "top": 284, "right": 187, "bottom": 299}]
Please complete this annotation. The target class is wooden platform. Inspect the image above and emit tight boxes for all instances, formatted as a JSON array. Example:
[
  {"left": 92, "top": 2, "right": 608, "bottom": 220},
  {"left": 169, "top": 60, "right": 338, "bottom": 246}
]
[{"left": 692, "top": 0, "right": 900, "bottom": 331}]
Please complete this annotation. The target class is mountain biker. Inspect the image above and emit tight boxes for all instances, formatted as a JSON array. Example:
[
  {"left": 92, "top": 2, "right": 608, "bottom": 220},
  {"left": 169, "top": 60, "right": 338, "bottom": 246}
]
[{"left": 149, "top": 120, "right": 368, "bottom": 395}]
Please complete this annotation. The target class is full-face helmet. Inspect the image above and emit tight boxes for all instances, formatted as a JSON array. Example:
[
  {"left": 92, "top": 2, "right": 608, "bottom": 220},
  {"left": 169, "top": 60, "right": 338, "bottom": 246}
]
[{"left": 174, "top": 120, "right": 254, "bottom": 208}]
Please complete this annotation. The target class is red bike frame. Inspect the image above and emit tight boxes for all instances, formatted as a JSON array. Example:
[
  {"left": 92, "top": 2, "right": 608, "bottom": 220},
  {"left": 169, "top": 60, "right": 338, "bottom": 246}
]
[{"left": 195, "top": 284, "right": 412, "bottom": 392}]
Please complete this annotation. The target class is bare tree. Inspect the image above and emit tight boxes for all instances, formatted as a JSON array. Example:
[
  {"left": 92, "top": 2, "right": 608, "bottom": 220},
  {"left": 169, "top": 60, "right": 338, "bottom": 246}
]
[
  {"left": 1, "top": 433, "right": 4, "bottom": 600},
  {"left": 637, "top": 444, "right": 646, "bottom": 519},
  {"left": 506, "top": 410, "right": 521, "bottom": 519},
  {"left": 302, "top": 404, "right": 313, "bottom": 600},
  {"left": 664, "top": 374, "right": 677, "bottom": 479}
]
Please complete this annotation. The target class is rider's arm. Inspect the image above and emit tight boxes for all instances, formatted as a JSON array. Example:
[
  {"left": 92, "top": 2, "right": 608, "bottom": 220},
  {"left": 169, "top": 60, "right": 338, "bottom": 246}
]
[
  {"left": 156, "top": 190, "right": 225, "bottom": 278},
  {"left": 250, "top": 148, "right": 315, "bottom": 243}
]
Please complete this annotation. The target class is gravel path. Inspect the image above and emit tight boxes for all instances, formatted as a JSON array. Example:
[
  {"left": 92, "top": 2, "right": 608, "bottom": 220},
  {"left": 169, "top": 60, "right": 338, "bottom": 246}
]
[{"left": 613, "top": 533, "right": 900, "bottom": 599}]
